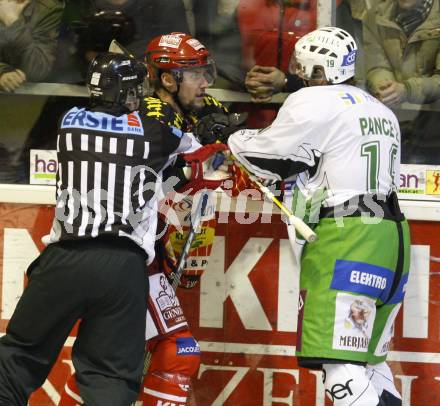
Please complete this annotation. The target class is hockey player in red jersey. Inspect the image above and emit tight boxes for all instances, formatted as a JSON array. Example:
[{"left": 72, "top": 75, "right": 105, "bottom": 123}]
[{"left": 59, "top": 33, "right": 247, "bottom": 406}]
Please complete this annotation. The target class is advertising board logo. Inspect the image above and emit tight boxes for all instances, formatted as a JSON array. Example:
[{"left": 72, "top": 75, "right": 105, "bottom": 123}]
[
  {"left": 30, "top": 149, "right": 57, "bottom": 185},
  {"left": 425, "top": 170, "right": 440, "bottom": 195},
  {"left": 399, "top": 170, "right": 424, "bottom": 195}
]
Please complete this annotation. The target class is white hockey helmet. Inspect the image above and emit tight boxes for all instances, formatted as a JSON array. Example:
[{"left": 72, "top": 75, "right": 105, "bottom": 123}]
[{"left": 294, "top": 27, "right": 357, "bottom": 84}]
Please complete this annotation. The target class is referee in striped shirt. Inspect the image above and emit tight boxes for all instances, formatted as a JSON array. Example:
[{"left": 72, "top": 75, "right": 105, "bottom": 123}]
[{"left": 0, "top": 52, "right": 201, "bottom": 406}]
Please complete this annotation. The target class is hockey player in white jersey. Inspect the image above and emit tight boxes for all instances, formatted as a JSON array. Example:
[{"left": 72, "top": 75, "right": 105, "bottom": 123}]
[{"left": 228, "top": 27, "right": 410, "bottom": 406}]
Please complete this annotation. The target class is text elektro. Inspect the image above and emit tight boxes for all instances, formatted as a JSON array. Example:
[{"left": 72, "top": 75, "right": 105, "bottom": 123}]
[{"left": 350, "top": 270, "right": 387, "bottom": 289}]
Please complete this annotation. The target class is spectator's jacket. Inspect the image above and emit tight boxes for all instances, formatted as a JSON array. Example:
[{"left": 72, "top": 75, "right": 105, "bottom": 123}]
[
  {"left": 346, "top": 0, "right": 369, "bottom": 21},
  {"left": 0, "top": 0, "right": 64, "bottom": 81},
  {"left": 237, "top": 0, "right": 316, "bottom": 71},
  {"left": 364, "top": 0, "right": 440, "bottom": 104}
]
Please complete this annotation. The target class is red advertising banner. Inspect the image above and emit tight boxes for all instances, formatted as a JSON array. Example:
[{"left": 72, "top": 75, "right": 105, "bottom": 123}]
[{"left": 0, "top": 203, "right": 439, "bottom": 405}]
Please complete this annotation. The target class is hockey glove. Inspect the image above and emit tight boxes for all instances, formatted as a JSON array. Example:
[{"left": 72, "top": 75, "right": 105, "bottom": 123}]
[
  {"left": 195, "top": 112, "right": 248, "bottom": 145},
  {"left": 178, "top": 143, "right": 231, "bottom": 193}
]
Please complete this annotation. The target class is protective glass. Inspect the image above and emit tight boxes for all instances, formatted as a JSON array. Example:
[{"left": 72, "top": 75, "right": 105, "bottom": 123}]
[{"left": 180, "top": 59, "right": 217, "bottom": 86}]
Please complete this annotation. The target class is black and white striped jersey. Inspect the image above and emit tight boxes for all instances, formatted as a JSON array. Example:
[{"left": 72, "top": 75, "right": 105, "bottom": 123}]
[{"left": 47, "top": 106, "right": 201, "bottom": 263}]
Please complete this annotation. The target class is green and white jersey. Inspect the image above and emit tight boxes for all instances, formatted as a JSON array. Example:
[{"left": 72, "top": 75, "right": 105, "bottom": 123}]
[{"left": 228, "top": 84, "right": 401, "bottom": 207}]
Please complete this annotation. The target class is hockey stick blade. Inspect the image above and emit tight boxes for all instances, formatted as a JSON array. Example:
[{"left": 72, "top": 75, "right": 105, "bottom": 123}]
[{"left": 108, "top": 39, "right": 134, "bottom": 57}]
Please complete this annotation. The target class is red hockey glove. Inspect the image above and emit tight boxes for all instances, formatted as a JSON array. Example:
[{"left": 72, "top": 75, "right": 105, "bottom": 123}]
[{"left": 178, "top": 143, "right": 231, "bottom": 193}]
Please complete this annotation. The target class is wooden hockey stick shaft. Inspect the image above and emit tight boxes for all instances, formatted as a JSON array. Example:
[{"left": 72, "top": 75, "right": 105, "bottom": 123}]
[
  {"left": 236, "top": 162, "right": 317, "bottom": 243},
  {"left": 171, "top": 190, "right": 209, "bottom": 290}
]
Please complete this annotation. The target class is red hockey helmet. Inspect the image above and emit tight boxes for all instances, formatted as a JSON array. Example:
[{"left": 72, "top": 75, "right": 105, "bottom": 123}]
[{"left": 144, "top": 32, "right": 217, "bottom": 87}]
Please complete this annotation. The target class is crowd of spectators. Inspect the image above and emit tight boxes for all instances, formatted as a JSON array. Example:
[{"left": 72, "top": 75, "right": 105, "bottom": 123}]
[
  {"left": 0, "top": 0, "right": 439, "bottom": 183},
  {"left": 0, "top": 0, "right": 64, "bottom": 92},
  {"left": 364, "top": 0, "right": 440, "bottom": 163}
]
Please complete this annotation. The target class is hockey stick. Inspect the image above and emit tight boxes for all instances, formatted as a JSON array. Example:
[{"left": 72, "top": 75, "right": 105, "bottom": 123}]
[
  {"left": 140, "top": 190, "right": 210, "bottom": 380},
  {"left": 233, "top": 160, "right": 317, "bottom": 243},
  {"left": 169, "top": 190, "right": 210, "bottom": 291}
]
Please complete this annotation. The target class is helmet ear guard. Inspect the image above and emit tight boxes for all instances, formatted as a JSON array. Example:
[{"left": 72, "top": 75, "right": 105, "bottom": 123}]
[{"left": 294, "top": 27, "right": 357, "bottom": 84}]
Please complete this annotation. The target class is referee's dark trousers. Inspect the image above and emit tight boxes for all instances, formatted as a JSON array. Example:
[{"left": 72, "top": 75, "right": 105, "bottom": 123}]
[{"left": 0, "top": 236, "right": 149, "bottom": 406}]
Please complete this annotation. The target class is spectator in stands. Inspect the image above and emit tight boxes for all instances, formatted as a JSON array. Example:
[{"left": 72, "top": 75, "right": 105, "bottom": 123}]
[
  {"left": 192, "top": 0, "right": 245, "bottom": 89},
  {"left": 243, "top": 0, "right": 371, "bottom": 103},
  {"left": 336, "top": 0, "right": 373, "bottom": 82},
  {"left": 51, "top": 8, "right": 136, "bottom": 83},
  {"left": 364, "top": 0, "right": 440, "bottom": 108},
  {"left": 50, "top": 0, "right": 190, "bottom": 84},
  {"left": 244, "top": 62, "right": 304, "bottom": 103},
  {"left": 0, "top": 0, "right": 64, "bottom": 92},
  {"left": 93, "top": 0, "right": 190, "bottom": 57},
  {"left": 55, "top": 0, "right": 190, "bottom": 69},
  {"left": 364, "top": 0, "right": 440, "bottom": 164},
  {"left": 237, "top": 0, "right": 315, "bottom": 128},
  {"left": 19, "top": 8, "right": 136, "bottom": 183},
  {"left": 237, "top": 0, "right": 315, "bottom": 72},
  {"left": 238, "top": 0, "right": 315, "bottom": 103}
]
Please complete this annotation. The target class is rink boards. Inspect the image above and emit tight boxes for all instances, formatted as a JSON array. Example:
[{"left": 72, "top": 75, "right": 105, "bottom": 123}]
[{"left": 0, "top": 200, "right": 439, "bottom": 406}]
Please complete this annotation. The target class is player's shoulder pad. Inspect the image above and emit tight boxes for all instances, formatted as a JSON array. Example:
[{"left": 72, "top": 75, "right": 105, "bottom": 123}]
[{"left": 143, "top": 96, "right": 185, "bottom": 130}]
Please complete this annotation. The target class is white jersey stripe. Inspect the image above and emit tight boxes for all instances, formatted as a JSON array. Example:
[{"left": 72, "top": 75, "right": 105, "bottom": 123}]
[
  {"left": 66, "top": 133, "right": 73, "bottom": 151},
  {"left": 126, "top": 139, "right": 134, "bottom": 157},
  {"left": 95, "top": 136, "right": 103, "bottom": 153},
  {"left": 91, "top": 162, "right": 102, "bottom": 237},
  {"left": 56, "top": 134, "right": 60, "bottom": 152},
  {"left": 56, "top": 162, "right": 62, "bottom": 199},
  {"left": 105, "top": 163, "right": 116, "bottom": 231},
  {"left": 138, "top": 167, "right": 145, "bottom": 208},
  {"left": 109, "top": 138, "right": 117, "bottom": 154},
  {"left": 67, "top": 161, "right": 75, "bottom": 225},
  {"left": 122, "top": 165, "right": 131, "bottom": 225},
  {"left": 143, "top": 141, "right": 149, "bottom": 159},
  {"left": 78, "top": 161, "right": 89, "bottom": 236},
  {"left": 81, "top": 133, "right": 88, "bottom": 151}
]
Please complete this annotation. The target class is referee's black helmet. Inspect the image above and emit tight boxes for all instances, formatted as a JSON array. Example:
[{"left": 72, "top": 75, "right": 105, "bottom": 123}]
[{"left": 86, "top": 52, "right": 147, "bottom": 107}]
